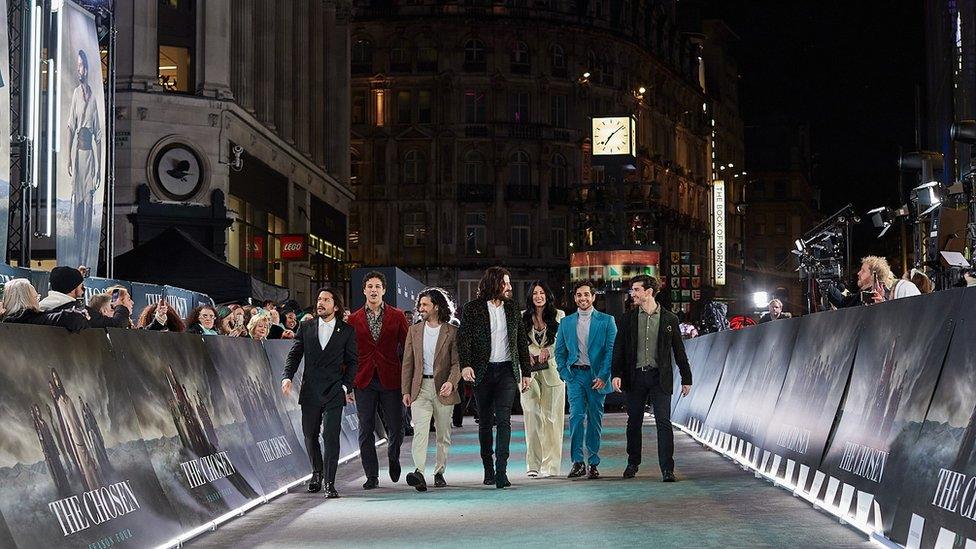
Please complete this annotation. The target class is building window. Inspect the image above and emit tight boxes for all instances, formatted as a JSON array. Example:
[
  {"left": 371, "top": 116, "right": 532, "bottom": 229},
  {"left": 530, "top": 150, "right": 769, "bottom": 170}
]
[
  {"left": 390, "top": 40, "right": 410, "bottom": 72},
  {"left": 397, "top": 90, "right": 412, "bottom": 124},
  {"left": 509, "top": 151, "right": 531, "bottom": 186},
  {"left": 465, "top": 212, "right": 488, "bottom": 255},
  {"left": 402, "top": 150, "right": 426, "bottom": 184},
  {"left": 775, "top": 215, "right": 787, "bottom": 235},
  {"left": 403, "top": 212, "right": 427, "bottom": 247},
  {"left": 551, "top": 153, "right": 568, "bottom": 193},
  {"left": 418, "top": 43, "right": 438, "bottom": 71},
  {"left": 551, "top": 215, "right": 567, "bottom": 258},
  {"left": 418, "top": 90, "right": 432, "bottom": 123},
  {"left": 464, "top": 90, "right": 487, "bottom": 123},
  {"left": 511, "top": 41, "right": 530, "bottom": 73},
  {"left": 775, "top": 248, "right": 789, "bottom": 265},
  {"left": 755, "top": 214, "right": 766, "bottom": 236},
  {"left": 157, "top": 0, "right": 195, "bottom": 92},
  {"left": 511, "top": 91, "right": 530, "bottom": 124},
  {"left": 464, "top": 38, "right": 486, "bottom": 69},
  {"left": 587, "top": 51, "right": 602, "bottom": 83},
  {"left": 158, "top": 45, "right": 192, "bottom": 92},
  {"left": 372, "top": 89, "right": 386, "bottom": 126},
  {"left": 550, "top": 44, "right": 566, "bottom": 76},
  {"left": 352, "top": 39, "right": 374, "bottom": 73},
  {"left": 511, "top": 213, "right": 530, "bottom": 256},
  {"left": 352, "top": 90, "right": 366, "bottom": 124},
  {"left": 754, "top": 248, "right": 766, "bottom": 264},
  {"left": 752, "top": 180, "right": 766, "bottom": 198},
  {"left": 464, "top": 151, "right": 485, "bottom": 184},
  {"left": 550, "top": 94, "right": 566, "bottom": 127},
  {"left": 774, "top": 179, "right": 788, "bottom": 199},
  {"left": 458, "top": 279, "right": 480, "bottom": 305}
]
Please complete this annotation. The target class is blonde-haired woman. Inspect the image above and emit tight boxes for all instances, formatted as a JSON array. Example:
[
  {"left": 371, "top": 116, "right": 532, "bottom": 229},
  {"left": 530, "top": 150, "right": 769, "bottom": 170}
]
[
  {"left": 1, "top": 279, "right": 86, "bottom": 331},
  {"left": 248, "top": 311, "right": 271, "bottom": 341}
]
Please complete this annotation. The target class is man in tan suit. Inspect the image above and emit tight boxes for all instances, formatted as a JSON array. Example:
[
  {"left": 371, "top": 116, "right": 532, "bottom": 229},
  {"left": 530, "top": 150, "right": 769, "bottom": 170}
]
[{"left": 403, "top": 288, "right": 461, "bottom": 491}]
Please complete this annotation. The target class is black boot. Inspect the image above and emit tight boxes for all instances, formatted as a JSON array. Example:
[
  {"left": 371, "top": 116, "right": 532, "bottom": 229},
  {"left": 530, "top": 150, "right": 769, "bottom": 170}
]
[
  {"left": 483, "top": 465, "right": 496, "bottom": 485},
  {"left": 307, "top": 472, "right": 322, "bottom": 493},
  {"left": 567, "top": 462, "right": 586, "bottom": 478},
  {"left": 324, "top": 482, "right": 339, "bottom": 498}
]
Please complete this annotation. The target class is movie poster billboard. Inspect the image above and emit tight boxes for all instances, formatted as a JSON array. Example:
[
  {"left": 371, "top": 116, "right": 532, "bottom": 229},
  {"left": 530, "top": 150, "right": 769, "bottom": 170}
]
[
  {"left": 727, "top": 318, "right": 799, "bottom": 448},
  {"left": 703, "top": 325, "right": 764, "bottom": 434},
  {"left": 761, "top": 305, "right": 867, "bottom": 480},
  {"left": 887, "top": 287, "right": 976, "bottom": 547},
  {"left": 0, "top": 264, "right": 31, "bottom": 284},
  {"left": 672, "top": 329, "right": 732, "bottom": 428},
  {"left": 163, "top": 285, "right": 215, "bottom": 318},
  {"left": 263, "top": 339, "right": 362, "bottom": 460},
  {"left": 106, "top": 329, "right": 264, "bottom": 531},
  {"left": 0, "top": 324, "right": 182, "bottom": 548},
  {"left": 0, "top": 0, "right": 11, "bottom": 258},
  {"left": 820, "top": 290, "right": 958, "bottom": 531},
  {"left": 203, "top": 337, "right": 308, "bottom": 489},
  {"left": 670, "top": 334, "right": 710, "bottom": 410},
  {"left": 56, "top": 0, "right": 106, "bottom": 268}
]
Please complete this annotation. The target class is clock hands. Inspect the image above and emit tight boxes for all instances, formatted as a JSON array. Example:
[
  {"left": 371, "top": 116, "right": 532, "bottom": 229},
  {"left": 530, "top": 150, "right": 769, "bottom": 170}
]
[{"left": 602, "top": 125, "right": 625, "bottom": 145}]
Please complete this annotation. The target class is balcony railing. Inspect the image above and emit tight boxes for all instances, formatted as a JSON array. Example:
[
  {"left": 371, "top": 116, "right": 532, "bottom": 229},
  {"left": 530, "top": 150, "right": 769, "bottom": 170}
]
[
  {"left": 463, "top": 61, "right": 487, "bottom": 72},
  {"left": 505, "top": 184, "right": 539, "bottom": 201},
  {"left": 459, "top": 183, "right": 495, "bottom": 201}
]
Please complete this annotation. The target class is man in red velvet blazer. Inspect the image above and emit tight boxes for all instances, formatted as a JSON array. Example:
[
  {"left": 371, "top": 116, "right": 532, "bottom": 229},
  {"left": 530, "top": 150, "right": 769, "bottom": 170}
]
[{"left": 347, "top": 271, "right": 409, "bottom": 489}]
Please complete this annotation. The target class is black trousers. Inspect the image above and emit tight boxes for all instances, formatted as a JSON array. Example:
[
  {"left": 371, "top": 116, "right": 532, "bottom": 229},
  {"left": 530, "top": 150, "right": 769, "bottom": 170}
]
[
  {"left": 473, "top": 362, "right": 518, "bottom": 474},
  {"left": 301, "top": 403, "right": 343, "bottom": 483},
  {"left": 625, "top": 368, "right": 675, "bottom": 472},
  {"left": 355, "top": 376, "right": 404, "bottom": 479}
]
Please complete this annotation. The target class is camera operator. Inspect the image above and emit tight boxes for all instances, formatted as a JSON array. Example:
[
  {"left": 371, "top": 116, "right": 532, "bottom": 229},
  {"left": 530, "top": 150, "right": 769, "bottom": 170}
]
[{"left": 827, "top": 256, "right": 920, "bottom": 308}]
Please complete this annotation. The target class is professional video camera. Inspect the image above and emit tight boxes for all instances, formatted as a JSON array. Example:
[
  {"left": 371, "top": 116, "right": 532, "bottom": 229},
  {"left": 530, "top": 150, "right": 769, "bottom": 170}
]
[{"left": 793, "top": 205, "right": 859, "bottom": 313}]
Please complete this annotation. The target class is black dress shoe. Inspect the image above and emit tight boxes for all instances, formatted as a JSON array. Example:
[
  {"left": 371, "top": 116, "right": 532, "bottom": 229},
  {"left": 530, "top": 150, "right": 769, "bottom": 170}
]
[
  {"left": 483, "top": 468, "right": 496, "bottom": 485},
  {"left": 406, "top": 470, "right": 427, "bottom": 492},
  {"left": 623, "top": 464, "right": 638, "bottom": 479},
  {"left": 307, "top": 472, "right": 323, "bottom": 493},
  {"left": 567, "top": 462, "right": 586, "bottom": 478},
  {"left": 324, "top": 482, "right": 339, "bottom": 498},
  {"left": 390, "top": 461, "right": 402, "bottom": 483},
  {"left": 662, "top": 470, "right": 677, "bottom": 483},
  {"left": 404, "top": 426, "right": 415, "bottom": 437},
  {"left": 363, "top": 477, "right": 379, "bottom": 490},
  {"left": 587, "top": 465, "right": 600, "bottom": 480},
  {"left": 434, "top": 473, "right": 447, "bottom": 487},
  {"left": 495, "top": 473, "right": 511, "bottom": 489}
]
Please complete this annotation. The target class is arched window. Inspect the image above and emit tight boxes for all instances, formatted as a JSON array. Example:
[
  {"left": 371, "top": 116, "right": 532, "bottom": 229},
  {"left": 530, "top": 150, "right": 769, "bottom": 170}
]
[
  {"left": 509, "top": 151, "right": 531, "bottom": 186},
  {"left": 550, "top": 154, "right": 568, "bottom": 192},
  {"left": 550, "top": 44, "right": 565, "bottom": 71},
  {"left": 463, "top": 150, "right": 485, "bottom": 184},
  {"left": 587, "top": 50, "right": 602, "bottom": 82},
  {"left": 511, "top": 41, "right": 530, "bottom": 72},
  {"left": 352, "top": 39, "right": 374, "bottom": 73},
  {"left": 402, "top": 150, "right": 426, "bottom": 184},
  {"left": 390, "top": 39, "right": 410, "bottom": 71},
  {"left": 418, "top": 40, "right": 438, "bottom": 71},
  {"left": 464, "top": 39, "right": 486, "bottom": 64}
]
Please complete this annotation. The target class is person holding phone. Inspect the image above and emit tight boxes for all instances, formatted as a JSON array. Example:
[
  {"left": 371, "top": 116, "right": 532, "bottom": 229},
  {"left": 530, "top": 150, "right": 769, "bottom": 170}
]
[{"left": 88, "top": 286, "right": 133, "bottom": 328}]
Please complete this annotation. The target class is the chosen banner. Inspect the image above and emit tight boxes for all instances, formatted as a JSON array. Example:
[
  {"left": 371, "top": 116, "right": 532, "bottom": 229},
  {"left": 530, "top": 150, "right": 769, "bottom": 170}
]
[
  {"left": 887, "top": 287, "right": 976, "bottom": 547},
  {"left": 761, "top": 305, "right": 867, "bottom": 481},
  {"left": 0, "top": 325, "right": 182, "bottom": 548},
  {"left": 821, "top": 290, "right": 959, "bottom": 531},
  {"left": 0, "top": 0, "right": 11, "bottom": 258},
  {"left": 703, "top": 325, "right": 765, "bottom": 434},
  {"left": 203, "top": 337, "right": 308, "bottom": 489},
  {"left": 56, "top": 0, "right": 106, "bottom": 268},
  {"left": 672, "top": 329, "right": 732, "bottom": 429},
  {"left": 670, "top": 335, "right": 710, "bottom": 413},
  {"left": 106, "top": 329, "right": 264, "bottom": 531}
]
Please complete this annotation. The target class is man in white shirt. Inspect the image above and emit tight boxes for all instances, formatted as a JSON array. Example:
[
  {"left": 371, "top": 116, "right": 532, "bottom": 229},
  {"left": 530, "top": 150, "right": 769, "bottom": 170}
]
[{"left": 402, "top": 288, "right": 462, "bottom": 491}]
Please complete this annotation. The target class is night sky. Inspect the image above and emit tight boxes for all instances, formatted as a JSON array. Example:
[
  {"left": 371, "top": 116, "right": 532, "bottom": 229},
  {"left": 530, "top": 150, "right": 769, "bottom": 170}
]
[{"left": 700, "top": 0, "right": 927, "bottom": 259}]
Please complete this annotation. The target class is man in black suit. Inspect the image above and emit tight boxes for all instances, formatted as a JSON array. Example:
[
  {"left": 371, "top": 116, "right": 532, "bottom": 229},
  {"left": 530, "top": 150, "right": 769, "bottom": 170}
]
[
  {"left": 282, "top": 288, "right": 358, "bottom": 498},
  {"left": 611, "top": 275, "right": 692, "bottom": 482}
]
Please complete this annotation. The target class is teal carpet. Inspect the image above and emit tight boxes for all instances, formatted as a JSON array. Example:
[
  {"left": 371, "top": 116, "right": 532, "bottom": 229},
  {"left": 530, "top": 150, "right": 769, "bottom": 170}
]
[{"left": 190, "top": 414, "right": 868, "bottom": 548}]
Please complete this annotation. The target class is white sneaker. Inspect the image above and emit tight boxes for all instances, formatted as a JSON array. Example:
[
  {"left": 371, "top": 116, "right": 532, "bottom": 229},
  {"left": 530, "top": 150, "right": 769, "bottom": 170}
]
[
  {"left": 527, "top": 470, "right": 539, "bottom": 478},
  {"left": 537, "top": 472, "right": 552, "bottom": 479}
]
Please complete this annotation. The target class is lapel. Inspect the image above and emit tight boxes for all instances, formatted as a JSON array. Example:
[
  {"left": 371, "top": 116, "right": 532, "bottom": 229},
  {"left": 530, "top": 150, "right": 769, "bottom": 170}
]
[
  {"left": 432, "top": 323, "right": 449, "bottom": 363},
  {"left": 564, "top": 312, "right": 579, "bottom": 355},
  {"left": 316, "top": 318, "right": 344, "bottom": 357},
  {"left": 628, "top": 309, "right": 640, "bottom": 356},
  {"left": 411, "top": 323, "right": 424, "bottom": 368}
]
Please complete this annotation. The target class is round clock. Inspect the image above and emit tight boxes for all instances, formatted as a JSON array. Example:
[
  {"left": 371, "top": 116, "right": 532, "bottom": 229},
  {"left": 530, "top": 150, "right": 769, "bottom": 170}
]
[
  {"left": 152, "top": 142, "right": 205, "bottom": 201},
  {"left": 591, "top": 116, "right": 635, "bottom": 156}
]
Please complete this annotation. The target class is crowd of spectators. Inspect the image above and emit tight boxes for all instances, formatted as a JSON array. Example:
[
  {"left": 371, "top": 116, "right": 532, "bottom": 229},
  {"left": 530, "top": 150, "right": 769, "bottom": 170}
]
[{"left": 0, "top": 266, "right": 311, "bottom": 337}]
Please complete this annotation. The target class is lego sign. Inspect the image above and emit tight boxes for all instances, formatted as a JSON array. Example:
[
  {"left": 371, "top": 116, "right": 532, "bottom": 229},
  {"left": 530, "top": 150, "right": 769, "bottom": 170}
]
[
  {"left": 713, "top": 179, "right": 726, "bottom": 286},
  {"left": 279, "top": 234, "right": 310, "bottom": 261}
]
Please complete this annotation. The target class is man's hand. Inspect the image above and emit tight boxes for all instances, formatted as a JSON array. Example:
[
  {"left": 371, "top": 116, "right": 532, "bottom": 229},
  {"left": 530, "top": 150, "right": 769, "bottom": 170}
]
[
  {"left": 521, "top": 376, "right": 532, "bottom": 392},
  {"left": 871, "top": 292, "right": 884, "bottom": 304},
  {"left": 439, "top": 381, "right": 454, "bottom": 397},
  {"left": 281, "top": 379, "right": 293, "bottom": 396},
  {"left": 680, "top": 385, "right": 692, "bottom": 397},
  {"left": 611, "top": 377, "right": 622, "bottom": 393},
  {"left": 461, "top": 367, "right": 475, "bottom": 382},
  {"left": 345, "top": 391, "right": 356, "bottom": 404},
  {"left": 592, "top": 377, "right": 606, "bottom": 391},
  {"left": 403, "top": 394, "right": 412, "bottom": 407}
]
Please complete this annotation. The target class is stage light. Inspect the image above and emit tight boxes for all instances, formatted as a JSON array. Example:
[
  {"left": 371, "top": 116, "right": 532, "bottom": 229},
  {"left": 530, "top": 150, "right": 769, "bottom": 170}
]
[
  {"left": 914, "top": 181, "right": 942, "bottom": 216},
  {"left": 951, "top": 120, "right": 976, "bottom": 144},
  {"left": 751, "top": 291, "right": 769, "bottom": 309},
  {"left": 866, "top": 207, "right": 893, "bottom": 238}
]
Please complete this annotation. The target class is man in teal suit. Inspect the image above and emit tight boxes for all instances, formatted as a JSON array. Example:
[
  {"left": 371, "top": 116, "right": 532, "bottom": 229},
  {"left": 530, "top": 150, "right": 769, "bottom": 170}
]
[{"left": 555, "top": 280, "right": 618, "bottom": 479}]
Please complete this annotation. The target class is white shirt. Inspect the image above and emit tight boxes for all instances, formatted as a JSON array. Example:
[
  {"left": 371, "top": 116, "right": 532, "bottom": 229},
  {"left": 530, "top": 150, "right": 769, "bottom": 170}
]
[
  {"left": 488, "top": 301, "right": 510, "bottom": 362},
  {"left": 423, "top": 324, "right": 441, "bottom": 376},
  {"left": 891, "top": 280, "right": 921, "bottom": 300},
  {"left": 318, "top": 317, "right": 336, "bottom": 350},
  {"left": 576, "top": 308, "right": 592, "bottom": 366}
]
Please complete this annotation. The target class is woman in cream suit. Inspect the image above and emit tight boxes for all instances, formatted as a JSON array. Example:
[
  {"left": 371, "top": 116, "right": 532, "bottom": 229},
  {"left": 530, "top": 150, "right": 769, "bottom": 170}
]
[{"left": 520, "top": 281, "right": 566, "bottom": 478}]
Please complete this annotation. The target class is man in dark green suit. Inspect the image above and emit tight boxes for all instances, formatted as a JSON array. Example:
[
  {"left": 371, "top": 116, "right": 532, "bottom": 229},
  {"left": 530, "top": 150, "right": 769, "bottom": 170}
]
[{"left": 458, "top": 266, "right": 531, "bottom": 489}]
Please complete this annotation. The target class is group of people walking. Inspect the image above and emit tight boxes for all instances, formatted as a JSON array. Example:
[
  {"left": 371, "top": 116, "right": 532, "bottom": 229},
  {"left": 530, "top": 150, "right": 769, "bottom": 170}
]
[{"left": 282, "top": 267, "right": 693, "bottom": 498}]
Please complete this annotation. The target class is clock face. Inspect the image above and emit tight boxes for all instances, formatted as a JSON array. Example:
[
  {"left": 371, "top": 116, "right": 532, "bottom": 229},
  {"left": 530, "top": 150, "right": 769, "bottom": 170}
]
[
  {"left": 153, "top": 143, "right": 204, "bottom": 201},
  {"left": 592, "top": 116, "right": 634, "bottom": 156}
]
